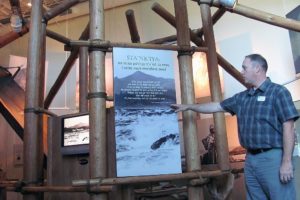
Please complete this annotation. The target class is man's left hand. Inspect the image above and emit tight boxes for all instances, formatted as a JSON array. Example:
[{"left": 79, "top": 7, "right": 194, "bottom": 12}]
[{"left": 280, "top": 161, "right": 294, "bottom": 184}]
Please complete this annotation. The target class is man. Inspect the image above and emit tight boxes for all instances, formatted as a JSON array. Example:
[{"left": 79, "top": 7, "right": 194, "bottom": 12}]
[
  {"left": 202, "top": 124, "right": 217, "bottom": 164},
  {"left": 171, "top": 54, "right": 299, "bottom": 200}
]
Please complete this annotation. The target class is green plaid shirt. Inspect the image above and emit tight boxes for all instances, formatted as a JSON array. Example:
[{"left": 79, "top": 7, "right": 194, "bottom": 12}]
[{"left": 221, "top": 78, "right": 299, "bottom": 149}]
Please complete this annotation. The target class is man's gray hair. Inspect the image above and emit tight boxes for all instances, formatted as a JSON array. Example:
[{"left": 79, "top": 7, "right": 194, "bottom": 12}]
[{"left": 245, "top": 54, "right": 268, "bottom": 72}]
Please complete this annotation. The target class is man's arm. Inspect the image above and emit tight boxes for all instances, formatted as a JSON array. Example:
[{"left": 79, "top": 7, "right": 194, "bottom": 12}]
[
  {"left": 280, "top": 120, "right": 295, "bottom": 183},
  {"left": 170, "top": 102, "right": 225, "bottom": 113}
]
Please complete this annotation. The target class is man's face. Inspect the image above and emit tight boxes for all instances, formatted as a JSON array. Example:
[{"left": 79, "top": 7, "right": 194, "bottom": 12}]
[{"left": 241, "top": 58, "right": 256, "bottom": 85}]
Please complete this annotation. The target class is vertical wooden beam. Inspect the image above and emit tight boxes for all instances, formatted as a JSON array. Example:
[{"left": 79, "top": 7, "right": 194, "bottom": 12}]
[
  {"left": 199, "top": 3, "right": 230, "bottom": 170},
  {"left": 173, "top": 1, "right": 203, "bottom": 200},
  {"left": 89, "top": 0, "right": 107, "bottom": 200},
  {"left": 23, "top": 0, "right": 44, "bottom": 200},
  {"left": 36, "top": 16, "right": 47, "bottom": 200},
  {"left": 79, "top": 47, "right": 89, "bottom": 112}
]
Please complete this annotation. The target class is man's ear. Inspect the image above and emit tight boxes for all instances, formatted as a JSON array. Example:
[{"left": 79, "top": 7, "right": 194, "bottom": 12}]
[{"left": 254, "top": 64, "right": 261, "bottom": 73}]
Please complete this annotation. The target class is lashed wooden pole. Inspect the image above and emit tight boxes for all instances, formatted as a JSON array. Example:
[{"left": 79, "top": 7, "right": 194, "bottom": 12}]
[
  {"left": 23, "top": 0, "right": 44, "bottom": 199},
  {"left": 173, "top": 0, "right": 203, "bottom": 199},
  {"left": 89, "top": 0, "right": 107, "bottom": 200},
  {"left": 199, "top": 2, "right": 230, "bottom": 171}
]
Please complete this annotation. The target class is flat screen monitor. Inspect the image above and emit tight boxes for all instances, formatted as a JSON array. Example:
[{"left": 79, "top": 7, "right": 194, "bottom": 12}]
[{"left": 61, "top": 112, "right": 89, "bottom": 155}]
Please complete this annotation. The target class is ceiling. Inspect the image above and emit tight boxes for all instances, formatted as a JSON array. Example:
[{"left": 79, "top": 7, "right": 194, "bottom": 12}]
[
  {"left": 0, "top": 0, "right": 69, "bottom": 22},
  {"left": 0, "top": 0, "right": 143, "bottom": 34}
]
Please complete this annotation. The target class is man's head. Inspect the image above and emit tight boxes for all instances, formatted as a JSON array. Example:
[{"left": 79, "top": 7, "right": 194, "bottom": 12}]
[{"left": 241, "top": 54, "right": 268, "bottom": 87}]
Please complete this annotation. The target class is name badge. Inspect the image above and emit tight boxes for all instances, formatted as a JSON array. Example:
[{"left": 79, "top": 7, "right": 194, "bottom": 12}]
[{"left": 257, "top": 96, "right": 266, "bottom": 102}]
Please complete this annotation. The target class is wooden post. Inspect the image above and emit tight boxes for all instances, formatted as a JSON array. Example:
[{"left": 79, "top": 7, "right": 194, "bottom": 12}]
[
  {"left": 173, "top": 0, "right": 203, "bottom": 199},
  {"left": 23, "top": 0, "right": 44, "bottom": 200},
  {"left": 79, "top": 47, "right": 89, "bottom": 112},
  {"left": 199, "top": 3, "right": 230, "bottom": 171},
  {"left": 89, "top": 0, "right": 107, "bottom": 200}
]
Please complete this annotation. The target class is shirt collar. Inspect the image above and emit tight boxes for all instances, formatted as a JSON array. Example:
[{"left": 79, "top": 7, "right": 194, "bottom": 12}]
[{"left": 248, "top": 77, "right": 271, "bottom": 96}]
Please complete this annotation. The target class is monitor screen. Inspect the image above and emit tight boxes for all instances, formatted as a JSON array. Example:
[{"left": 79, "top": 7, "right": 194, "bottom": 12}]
[{"left": 61, "top": 112, "right": 89, "bottom": 155}]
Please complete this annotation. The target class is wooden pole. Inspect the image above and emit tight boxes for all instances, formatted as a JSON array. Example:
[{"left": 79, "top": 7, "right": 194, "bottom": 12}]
[
  {"left": 44, "top": 23, "right": 89, "bottom": 109},
  {"left": 199, "top": 3, "right": 230, "bottom": 171},
  {"left": 193, "top": 7, "right": 226, "bottom": 37},
  {"left": 5, "top": 185, "right": 112, "bottom": 193},
  {"left": 39, "top": 16, "right": 47, "bottom": 177},
  {"left": 73, "top": 170, "right": 227, "bottom": 186},
  {"left": 173, "top": 0, "right": 203, "bottom": 199},
  {"left": 125, "top": 9, "right": 141, "bottom": 43},
  {"left": 79, "top": 46, "right": 89, "bottom": 112},
  {"left": 194, "top": 0, "right": 300, "bottom": 32},
  {"left": 151, "top": 2, "right": 247, "bottom": 87},
  {"left": 46, "top": 29, "right": 71, "bottom": 45},
  {"left": 43, "top": 0, "right": 79, "bottom": 22},
  {"left": 23, "top": 0, "right": 44, "bottom": 199},
  {"left": 89, "top": 0, "right": 107, "bottom": 200},
  {"left": 232, "top": 3, "right": 300, "bottom": 32},
  {"left": 0, "top": 25, "right": 29, "bottom": 48},
  {"left": 69, "top": 40, "right": 207, "bottom": 52}
]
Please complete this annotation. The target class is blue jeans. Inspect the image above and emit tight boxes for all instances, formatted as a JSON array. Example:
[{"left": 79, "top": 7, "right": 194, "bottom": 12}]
[{"left": 245, "top": 149, "right": 296, "bottom": 200}]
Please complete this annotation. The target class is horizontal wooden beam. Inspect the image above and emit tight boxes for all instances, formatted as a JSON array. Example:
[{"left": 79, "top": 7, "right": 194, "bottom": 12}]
[
  {"left": 68, "top": 39, "right": 208, "bottom": 52},
  {"left": 73, "top": 170, "right": 229, "bottom": 186}
]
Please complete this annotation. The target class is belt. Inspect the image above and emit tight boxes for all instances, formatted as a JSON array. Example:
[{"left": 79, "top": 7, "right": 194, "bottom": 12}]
[{"left": 247, "top": 148, "right": 272, "bottom": 155}]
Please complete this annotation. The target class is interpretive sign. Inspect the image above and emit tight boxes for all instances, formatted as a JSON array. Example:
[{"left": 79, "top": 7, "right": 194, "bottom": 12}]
[{"left": 113, "top": 47, "right": 182, "bottom": 177}]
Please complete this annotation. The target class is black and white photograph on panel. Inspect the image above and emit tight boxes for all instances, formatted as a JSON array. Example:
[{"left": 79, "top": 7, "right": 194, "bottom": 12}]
[
  {"left": 113, "top": 47, "right": 181, "bottom": 177},
  {"left": 63, "top": 114, "right": 89, "bottom": 146}
]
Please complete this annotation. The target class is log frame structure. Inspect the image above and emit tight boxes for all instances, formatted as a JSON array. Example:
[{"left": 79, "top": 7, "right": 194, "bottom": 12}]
[{"left": 0, "top": 0, "right": 299, "bottom": 200}]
